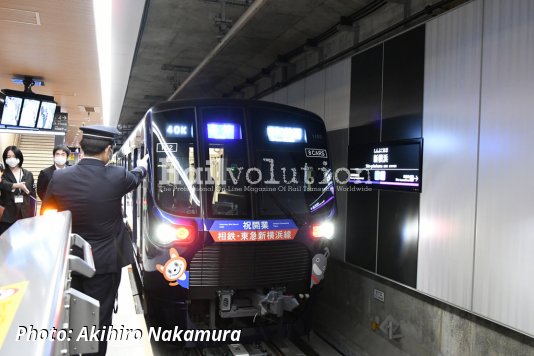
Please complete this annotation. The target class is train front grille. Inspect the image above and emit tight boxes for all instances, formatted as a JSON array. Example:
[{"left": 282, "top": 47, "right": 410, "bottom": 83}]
[{"left": 189, "top": 241, "right": 310, "bottom": 289}]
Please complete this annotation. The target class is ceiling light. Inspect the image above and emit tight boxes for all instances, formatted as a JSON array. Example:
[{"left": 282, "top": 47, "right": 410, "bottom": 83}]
[
  {"left": 93, "top": 0, "right": 111, "bottom": 125},
  {"left": 11, "top": 77, "right": 44, "bottom": 86},
  {"left": 0, "top": 7, "right": 40, "bottom": 25}
]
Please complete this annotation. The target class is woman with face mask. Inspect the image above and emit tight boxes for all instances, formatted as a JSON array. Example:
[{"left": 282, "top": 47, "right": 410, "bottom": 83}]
[
  {"left": 0, "top": 146, "right": 36, "bottom": 235},
  {"left": 37, "top": 145, "right": 71, "bottom": 201}
]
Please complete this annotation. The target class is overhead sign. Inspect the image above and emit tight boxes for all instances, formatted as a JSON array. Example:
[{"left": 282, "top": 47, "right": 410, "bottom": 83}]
[
  {"left": 52, "top": 112, "right": 68, "bottom": 132},
  {"left": 209, "top": 219, "right": 298, "bottom": 242}
]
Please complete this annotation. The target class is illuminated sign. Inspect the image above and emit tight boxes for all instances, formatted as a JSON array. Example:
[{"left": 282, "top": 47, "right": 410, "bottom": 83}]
[
  {"left": 1, "top": 96, "right": 22, "bottom": 126},
  {"left": 209, "top": 219, "right": 298, "bottom": 242},
  {"left": 348, "top": 139, "right": 423, "bottom": 192},
  {"left": 19, "top": 99, "right": 40, "bottom": 127},
  {"left": 37, "top": 102, "right": 57, "bottom": 129},
  {"left": 207, "top": 122, "right": 241, "bottom": 140},
  {"left": 266, "top": 126, "right": 306, "bottom": 143},
  {"left": 165, "top": 124, "right": 193, "bottom": 138},
  {"left": 1, "top": 89, "right": 57, "bottom": 130}
]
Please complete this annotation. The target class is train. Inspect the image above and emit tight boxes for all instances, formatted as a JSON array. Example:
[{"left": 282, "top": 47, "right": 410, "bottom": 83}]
[{"left": 115, "top": 99, "right": 336, "bottom": 341}]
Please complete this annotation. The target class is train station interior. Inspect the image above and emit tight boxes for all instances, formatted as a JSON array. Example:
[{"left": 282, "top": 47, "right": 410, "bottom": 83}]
[{"left": 1, "top": 0, "right": 534, "bottom": 355}]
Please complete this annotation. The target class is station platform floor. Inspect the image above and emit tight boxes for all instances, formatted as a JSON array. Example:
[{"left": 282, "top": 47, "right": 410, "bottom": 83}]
[{"left": 107, "top": 267, "right": 153, "bottom": 356}]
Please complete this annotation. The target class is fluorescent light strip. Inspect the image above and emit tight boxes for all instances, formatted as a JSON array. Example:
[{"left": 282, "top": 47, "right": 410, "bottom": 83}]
[{"left": 93, "top": 0, "right": 111, "bottom": 125}]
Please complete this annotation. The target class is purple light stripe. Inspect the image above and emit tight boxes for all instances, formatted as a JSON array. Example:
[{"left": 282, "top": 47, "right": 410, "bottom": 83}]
[{"left": 310, "top": 195, "right": 335, "bottom": 212}]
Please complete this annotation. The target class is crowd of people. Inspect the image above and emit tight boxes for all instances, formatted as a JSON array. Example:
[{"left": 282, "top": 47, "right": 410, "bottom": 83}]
[{"left": 0, "top": 144, "right": 71, "bottom": 234}]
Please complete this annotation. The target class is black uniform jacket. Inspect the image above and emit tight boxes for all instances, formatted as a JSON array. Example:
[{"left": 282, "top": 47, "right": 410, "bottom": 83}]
[
  {"left": 0, "top": 168, "right": 35, "bottom": 223},
  {"left": 37, "top": 164, "right": 57, "bottom": 201},
  {"left": 43, "top": 158, "right": 146, "bottom": 274}
]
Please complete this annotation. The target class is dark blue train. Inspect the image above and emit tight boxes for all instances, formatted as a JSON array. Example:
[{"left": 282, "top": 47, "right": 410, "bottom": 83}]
[{"left": 116, "top": 99, "right": 336, "bottom": 341}]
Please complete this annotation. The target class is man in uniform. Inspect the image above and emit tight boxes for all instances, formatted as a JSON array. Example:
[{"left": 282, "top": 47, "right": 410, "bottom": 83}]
[{"left": 42, "top": 125, "right": 148, "bottom": 356}]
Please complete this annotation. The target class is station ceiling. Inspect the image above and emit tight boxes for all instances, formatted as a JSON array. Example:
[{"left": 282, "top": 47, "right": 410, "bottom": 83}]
[
  {"left": 0, "top": 0, "right": 463, "bottom": 145},
  {"left": 119, "top": 0, "right": 370, "bottom": 126},
  {"left": 0, "top": 0, "right": 101, "bottom": 145}
]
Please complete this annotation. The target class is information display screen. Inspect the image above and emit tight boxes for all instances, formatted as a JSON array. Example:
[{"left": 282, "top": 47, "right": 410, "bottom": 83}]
[
  {"left": 37, "top": 101, "right": 57, "bottom": 129},
  {"left": 19, "top": 98, "right": 41, "bottom": 127},
  {"left": 348, "top": 139, "right": 423, "bottom": 192},
  {"left": 1, "top": 96, "right": 23, "bottom": 126}
]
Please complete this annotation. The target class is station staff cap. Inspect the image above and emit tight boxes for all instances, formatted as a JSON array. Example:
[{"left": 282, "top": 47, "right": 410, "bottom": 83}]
[{"left": 80, "top": 125, "right": 120, "bottom": 141}]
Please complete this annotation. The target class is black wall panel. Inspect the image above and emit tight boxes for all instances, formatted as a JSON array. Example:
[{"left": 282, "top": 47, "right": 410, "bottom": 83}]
[
  {"left": 327, "top": 129, "right": 349, "bottom": 260},
  {"left": 382, "top": 25, "right": 425, "bottom": 141},
  {"left": 346, "top": 44, "right": 383, "bottom": 271},
  {"left": 346, "top": 25, "right": 425, "bottom": 286},
  {"left": 349, "top": 45, "right": 383, "bottom": 145},
  {"left": 345, "top": 189, "right": 379, "bottom": 272},
  {"left": 327, "top": 129, "right": 349, "bottom": 173},
  {"left": 377, "top": 191, "right": 420, "bottom": 287}
]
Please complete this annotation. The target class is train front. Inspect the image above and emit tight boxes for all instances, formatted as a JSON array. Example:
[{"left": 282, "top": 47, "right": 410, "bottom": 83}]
[{"left": 141, "top": 101, "right": 336, "bottom": 341}]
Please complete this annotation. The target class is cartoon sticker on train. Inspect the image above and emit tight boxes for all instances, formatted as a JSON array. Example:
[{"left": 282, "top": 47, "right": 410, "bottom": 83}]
[
  {"left": 156, "top": 248, "right": 189, "bottom": 288},
  {"left": 116, "top": 99, "right": 336, "bottom": 341}
]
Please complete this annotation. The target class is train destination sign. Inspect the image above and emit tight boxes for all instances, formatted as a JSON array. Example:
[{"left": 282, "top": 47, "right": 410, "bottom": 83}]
[{"left": 209, "top": 219, "right": 298, "bottom": 242}]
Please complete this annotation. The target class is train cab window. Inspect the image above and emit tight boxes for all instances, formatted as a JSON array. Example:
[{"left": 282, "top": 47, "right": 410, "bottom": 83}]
[
  {"left": 151, "top": 108, "right": 200, "bottom": 216},
  {"left": 201, "top": 107, "right": 251, "bottom": 218},
  {"left": 249, "top": 107, "right": 335, "bottom": 220}
]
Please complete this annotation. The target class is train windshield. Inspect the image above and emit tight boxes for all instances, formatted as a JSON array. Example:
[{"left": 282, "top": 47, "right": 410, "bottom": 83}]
[
  {"left": 250, "top": 107, "right": 334, "bottom": 220},
  {"left": 151, "top": 108, "right": 200, "bottom": 216},
  {"left": 201, "top": 107, "right": 251, "bottom": 218},
  {"left": 150, "top": 104, "right": 334, "bottom": 220}
]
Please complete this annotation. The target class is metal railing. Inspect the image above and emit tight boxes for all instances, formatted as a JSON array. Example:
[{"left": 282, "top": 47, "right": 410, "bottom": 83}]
[{"left": 0, "top": 211, "right": 100, "bottom": 355}]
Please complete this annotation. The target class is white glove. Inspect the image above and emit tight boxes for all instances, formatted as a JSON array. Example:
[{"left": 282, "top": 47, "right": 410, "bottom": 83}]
[{"left": 137, "top": 154, "right": 149, "bottom": 171}]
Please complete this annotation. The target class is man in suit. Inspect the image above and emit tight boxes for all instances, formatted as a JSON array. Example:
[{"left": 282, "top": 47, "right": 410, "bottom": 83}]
[
  {"left": 42, "top": 125, "right": 148, "bottom": 356},
  {"left": 36, "top": 145, "right": 70, "bottom": 201}
]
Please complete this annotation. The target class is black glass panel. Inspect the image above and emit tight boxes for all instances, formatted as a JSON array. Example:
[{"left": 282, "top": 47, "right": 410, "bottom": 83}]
[
  {"left": 376, "top": 190, "right": 419, "bottom": 287},
  {"left": 382, "top": 25, "right": 425, "bottom": 141},
  {"left": 349, "top": 45, "right": 383, "bottom": 144},
  {"left": 346, "top": 189, "right": 379, "bottom": 272}
]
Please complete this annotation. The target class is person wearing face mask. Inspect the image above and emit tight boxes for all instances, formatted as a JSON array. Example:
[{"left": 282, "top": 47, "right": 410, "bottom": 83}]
[
  {"left": 0, "top": 146, "right": 36, "bottom": 234},
  {"left": 36, "top": 145, "right": 71, "bottom": 201},
  {"left": 42, "top": 125, "right": 148, "bottom": 356}
]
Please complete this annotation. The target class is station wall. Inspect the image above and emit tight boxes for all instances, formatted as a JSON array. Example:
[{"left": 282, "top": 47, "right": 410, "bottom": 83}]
[
  {"left": 420, "top": 0, "right": 534, "bottom": 336},
  {"left": 262, "top": 0, "right": 534, "bottom": 339},
  {"left": 0, "top": 133, "right": 19, "bottom": 150}
]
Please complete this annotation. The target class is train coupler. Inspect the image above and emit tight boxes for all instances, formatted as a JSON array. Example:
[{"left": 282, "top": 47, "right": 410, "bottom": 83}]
[{"left": 217, "top": 289, "right": 299, "bottom": 319}]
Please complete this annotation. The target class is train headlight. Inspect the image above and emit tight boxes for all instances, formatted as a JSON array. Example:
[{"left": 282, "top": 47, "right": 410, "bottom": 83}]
[
  {"left": 312, "top": 221, "right": 335, "bottom": 240},
  {"left": 155, "top": 223, "right": 192, "bottom": 245}
]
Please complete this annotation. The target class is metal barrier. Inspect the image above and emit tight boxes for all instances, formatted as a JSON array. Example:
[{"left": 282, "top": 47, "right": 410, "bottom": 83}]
[{"left": 0, "top": 211, "right": 99, "bottom": 355}]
